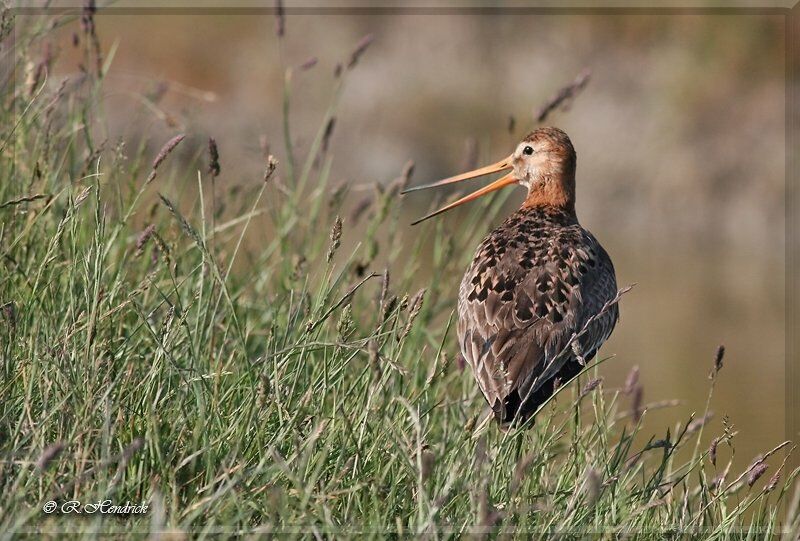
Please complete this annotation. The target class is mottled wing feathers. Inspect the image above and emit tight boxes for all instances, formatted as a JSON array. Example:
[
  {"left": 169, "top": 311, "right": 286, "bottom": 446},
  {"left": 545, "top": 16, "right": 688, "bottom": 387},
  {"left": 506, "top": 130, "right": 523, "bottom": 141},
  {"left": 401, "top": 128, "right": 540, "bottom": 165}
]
[{"left": 458, "top": 207, "right": 618, "bottom": 424}]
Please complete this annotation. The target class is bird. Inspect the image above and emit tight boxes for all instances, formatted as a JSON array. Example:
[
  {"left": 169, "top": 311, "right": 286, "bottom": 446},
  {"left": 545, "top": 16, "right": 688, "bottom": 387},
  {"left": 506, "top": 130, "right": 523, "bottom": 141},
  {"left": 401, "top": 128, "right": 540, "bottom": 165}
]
[{"left": 403, "top": 127, "right": 618, "bottom": 426}]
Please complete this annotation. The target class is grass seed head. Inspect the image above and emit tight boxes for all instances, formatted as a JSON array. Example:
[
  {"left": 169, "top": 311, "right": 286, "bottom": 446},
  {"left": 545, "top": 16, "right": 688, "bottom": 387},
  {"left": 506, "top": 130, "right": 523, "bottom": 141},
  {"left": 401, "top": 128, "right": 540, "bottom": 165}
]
[
  {"left": 80, "top": 0, "right": 102, "bottom": 75},
  {"left": 379, "top": 269, "right": 390, "bottom": 309},
  {"left": 28, "top": 42, "right": 52, "bottom": 97},
  {"left": 151, "top": 231, "right": 170, "bottom": 265},
  {"left": 2, "top": 301, "right": 16, "bottom": 332},
  {"left": 648, "top": 439, "right": 671, "bottom": 450},
  {"left": 398, "top": 294, "right": 409, "bottom": 313},
  {"left": 420, "top": 448, "right": 435, "bottom": 483},
  {"left": 709, "top": 467, "right": 728, "bottom": 491},
  {"left": 764, "top": 464, "right": 783, "bottom": 492},
  {"left": 511, "top": 451, "right": 537, "bottom": 493},
  {"left": 321, "top": 117, "right": 336, "bottom": 153},
  {"left": 135, "top": 224, "right": 156, "bottom": 257},
  {"left": 535, "top": 67, "right": 591, "bottom": 123},
  {"left": 398, "top": 160, "right": 415, "bottom": 192},
  {"left": 336, "top": 304, "right": 355, "bottom": 341},
  {"left": 464, "top": 412, "right": 479, "bottom": 432},
  {"left": 624, "top": 365, "right": 639, "bottom": 394},
  {"left": 152, "top": 134, "right": 185, "bottom": 170},
  {"left": 709, "top": 437, "right": 720, "bottom": 467},
  {"left": 147, "top": 134, "right": 185, "bottom": 184},
  {"left": 367, "top": 339, "right": 381, "bottom": 380},
  {"left": 81, "top": 0, "right": 96, "bottom": 34},
  {"left": 387, "top": 161, "right": 416, "bottom": 197},
  {"left": 440, "top": 351, "right": 451, "bottom": 373},
  {"left": 326, "top": 216, "right": 342, "bottom": 263},
  {"left": 687, "top": 412, "right": 713, "bottom": 433},
  {"left": 274, "top": 0, "right": 285, "bottom": 37},
  {"left": 382, "top": 295, "right": 398, "bottom": 323},
  {"left": 748, "top": 463, "right": 769, "bottom": 487},
  {"left": 257, "top": 374, "right": 270, "bottom": 408},
  {"left": 120, "top": 437, "right": 145, "bottom": 466},
  {"left": 580, "top": 377, "right": 603, "bottom": 399},
  {"left": 584, "top": 467, "right": 601, "bottom": 507},
  {"left": 477, "top": 488, "right": 501, "bottom": 531},
  {"left": 36, "top": 442, "right": 65, "bottom": 471},
  {"left": 299, "top": 56, "right": 317, "bottom": 70},
  {"left": 711, "top": 344, "right": 725, "bottom": 378},
  {"left": 348, "top": 33, "right": 374, "bottom": 69},
  {"left": 765, "top": 469, "right": 782, "bottom": 492},
  {"left": 398, "top": 290, "right": 425, "bottom": 342},
  {"left": 207, "top": 137, "right": 220, "bottom": 177},
  {"left": 632, "top": 385, "right": 643, "bottom": 422},
  {"left": 408, "top": 288, "right": 426, "bottom": 313},
  {"left": 351, "top": 195, "right": 373, "bottom": 224},
  {"left": 75, "top": 185, "right": 93, "bottom": 207},
  {"left": 263, "top": 155, "right": 278, "bottom": 182}
]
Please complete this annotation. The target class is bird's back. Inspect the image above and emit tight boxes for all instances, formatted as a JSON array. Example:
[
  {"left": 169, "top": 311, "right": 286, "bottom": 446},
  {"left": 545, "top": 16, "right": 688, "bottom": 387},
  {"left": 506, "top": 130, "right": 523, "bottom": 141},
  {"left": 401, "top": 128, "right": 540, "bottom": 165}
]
[{"left": 457, "top": 205, "right": 618, "bottom": 425}]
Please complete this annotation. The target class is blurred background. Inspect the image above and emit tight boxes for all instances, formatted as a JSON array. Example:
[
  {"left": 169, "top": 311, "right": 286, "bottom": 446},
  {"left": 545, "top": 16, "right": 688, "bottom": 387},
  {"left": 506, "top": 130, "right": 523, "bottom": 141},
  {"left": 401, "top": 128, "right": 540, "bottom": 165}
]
[{"left": 37, "top": 7, "right": 787, "bottom": 468}]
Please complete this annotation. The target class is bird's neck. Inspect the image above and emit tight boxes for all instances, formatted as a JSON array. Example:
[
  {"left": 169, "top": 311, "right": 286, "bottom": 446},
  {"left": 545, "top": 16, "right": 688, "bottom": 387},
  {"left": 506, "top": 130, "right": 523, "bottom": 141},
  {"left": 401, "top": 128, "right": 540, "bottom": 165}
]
[{"left": 521, "top": 172, "right": 576, "bottom": 216}]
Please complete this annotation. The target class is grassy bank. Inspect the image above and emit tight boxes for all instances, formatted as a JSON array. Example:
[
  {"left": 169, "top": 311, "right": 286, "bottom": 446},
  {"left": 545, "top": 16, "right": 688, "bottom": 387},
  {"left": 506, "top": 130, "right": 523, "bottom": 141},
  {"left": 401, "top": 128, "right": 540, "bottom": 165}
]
[{"left": 0, "top": 7, "right": 797, "bottom": 537}]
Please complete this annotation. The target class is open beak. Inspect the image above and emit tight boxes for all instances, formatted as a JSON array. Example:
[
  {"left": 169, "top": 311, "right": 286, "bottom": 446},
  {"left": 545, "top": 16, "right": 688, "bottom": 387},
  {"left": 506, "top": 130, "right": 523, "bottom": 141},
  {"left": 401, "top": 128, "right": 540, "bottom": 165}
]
[{"left": 401, "top": 155, "right": 517, "bottom": 225}]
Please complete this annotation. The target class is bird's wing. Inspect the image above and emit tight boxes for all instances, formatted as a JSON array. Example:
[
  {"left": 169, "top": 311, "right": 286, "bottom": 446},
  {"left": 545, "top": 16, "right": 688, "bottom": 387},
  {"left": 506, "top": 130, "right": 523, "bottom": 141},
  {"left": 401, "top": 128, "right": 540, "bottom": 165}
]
[{"left": 458, "top": 226, "right": 618, "bottom": 422}]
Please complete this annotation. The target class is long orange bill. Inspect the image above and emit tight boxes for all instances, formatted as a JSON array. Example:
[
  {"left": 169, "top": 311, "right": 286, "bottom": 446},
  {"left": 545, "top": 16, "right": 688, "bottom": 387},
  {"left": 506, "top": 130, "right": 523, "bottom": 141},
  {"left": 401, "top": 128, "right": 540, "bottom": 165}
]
[
  {"left": 402, "top": 156, "right": 516, "bottom": 225},
  {"left": 410, "top": 171, "right": 517, "bottom": 225},
  {"left": 400, "top": 156, "right": 513, "bottom": 194}
]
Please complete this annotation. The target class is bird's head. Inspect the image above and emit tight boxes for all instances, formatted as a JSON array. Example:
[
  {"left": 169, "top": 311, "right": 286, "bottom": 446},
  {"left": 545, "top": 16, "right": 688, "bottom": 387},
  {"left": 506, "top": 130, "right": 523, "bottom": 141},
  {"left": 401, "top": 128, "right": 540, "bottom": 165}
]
[{"left": 403, "top": 127, "right": 577, "bottom": 225}]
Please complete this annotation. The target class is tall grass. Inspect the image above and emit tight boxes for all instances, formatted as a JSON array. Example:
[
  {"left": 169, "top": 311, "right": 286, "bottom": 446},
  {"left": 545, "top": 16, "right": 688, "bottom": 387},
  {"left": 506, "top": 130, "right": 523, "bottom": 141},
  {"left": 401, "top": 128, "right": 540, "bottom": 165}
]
[{"left": 0, "top": 6, "right": 798, "bottom": 537}]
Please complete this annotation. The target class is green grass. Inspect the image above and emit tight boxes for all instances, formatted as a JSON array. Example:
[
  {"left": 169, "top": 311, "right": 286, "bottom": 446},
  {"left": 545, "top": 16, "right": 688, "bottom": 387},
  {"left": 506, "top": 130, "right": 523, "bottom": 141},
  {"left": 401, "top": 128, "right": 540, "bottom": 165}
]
[{"left": 1, "top": 8, "right": 798, "bottom": 538}]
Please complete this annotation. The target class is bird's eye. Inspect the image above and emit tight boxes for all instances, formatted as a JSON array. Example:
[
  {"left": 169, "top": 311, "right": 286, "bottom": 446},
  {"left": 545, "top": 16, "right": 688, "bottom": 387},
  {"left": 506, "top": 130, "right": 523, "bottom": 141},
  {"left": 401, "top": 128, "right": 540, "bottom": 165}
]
[{"left": 523, "top": 145, "right": 534, "bottom": 155}]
